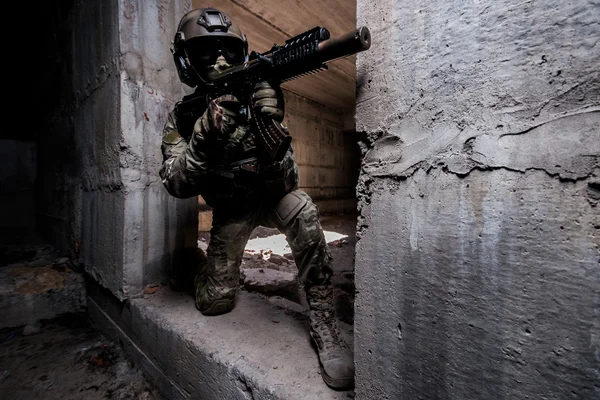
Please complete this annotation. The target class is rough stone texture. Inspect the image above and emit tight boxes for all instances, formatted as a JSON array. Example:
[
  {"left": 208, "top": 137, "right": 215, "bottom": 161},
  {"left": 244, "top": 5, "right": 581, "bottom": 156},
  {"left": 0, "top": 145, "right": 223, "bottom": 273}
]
[
  {"left": 36, "top": 0, "right": 124, "bottom": 278},
  {"left": 118, "top": 0, "right": 198, "bottom": 298},
  {"left": 87, "top": 283, "right": 354, "bottom": 400},
  {"left": 35, "top": 0, "right": 197, "bottom": 300},
  {"left": 355, "top": 1, "right": 599, "bottom": 399}
]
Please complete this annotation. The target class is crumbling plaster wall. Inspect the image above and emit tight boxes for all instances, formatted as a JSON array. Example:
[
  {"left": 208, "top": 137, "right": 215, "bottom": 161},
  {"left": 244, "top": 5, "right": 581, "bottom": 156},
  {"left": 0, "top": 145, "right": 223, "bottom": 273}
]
[
  {"left": 355, "top": 1, "right": 599, "bottom": 399},
  {"left": 37, "top": 0, "right": 197, "bottom": 299}
]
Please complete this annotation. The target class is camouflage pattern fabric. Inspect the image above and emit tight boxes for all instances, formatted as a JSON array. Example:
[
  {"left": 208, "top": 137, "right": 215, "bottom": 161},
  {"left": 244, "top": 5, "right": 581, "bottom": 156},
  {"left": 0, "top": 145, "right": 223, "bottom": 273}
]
[
  {"left": 194, "top": 189, "right": 334, "bottom": 314},
  {"left": 159, "top": 96, "right": 332, "bottom": 314},
  {"left": 159, "top": 94, "right": 297, "bottom": 208}
]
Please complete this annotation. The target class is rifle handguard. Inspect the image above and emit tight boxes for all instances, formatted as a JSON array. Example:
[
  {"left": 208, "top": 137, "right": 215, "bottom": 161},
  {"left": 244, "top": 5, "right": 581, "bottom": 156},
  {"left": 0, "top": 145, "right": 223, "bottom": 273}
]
[{"left": 250, "top": 106, "right": 292, "bottom": 162}]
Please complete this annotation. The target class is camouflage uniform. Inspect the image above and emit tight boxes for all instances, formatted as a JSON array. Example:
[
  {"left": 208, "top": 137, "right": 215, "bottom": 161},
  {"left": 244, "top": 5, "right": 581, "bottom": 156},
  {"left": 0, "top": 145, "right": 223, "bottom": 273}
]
[
  {"left": 159, "top": 94, "right": 334, "bottom": 313},
  {"left": 159, "top": 95, "right": 354, "bottom": 388},
  {"left": 164, "top": 6, "right": 354, "bottom": 390}
]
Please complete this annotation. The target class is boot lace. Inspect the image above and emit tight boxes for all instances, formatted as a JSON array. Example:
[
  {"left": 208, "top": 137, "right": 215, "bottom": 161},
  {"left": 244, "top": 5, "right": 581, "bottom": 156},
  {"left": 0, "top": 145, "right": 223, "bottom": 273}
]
[{"left": 309, "top": 286, "right": 348, "bottom": 352}]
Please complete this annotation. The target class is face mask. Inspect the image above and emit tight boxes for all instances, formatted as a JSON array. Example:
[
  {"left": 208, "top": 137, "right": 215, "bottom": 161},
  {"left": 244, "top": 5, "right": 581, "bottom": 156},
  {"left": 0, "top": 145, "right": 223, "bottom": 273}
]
[{"left": 200, "top": 56, "right": 233, "bottom": 81}]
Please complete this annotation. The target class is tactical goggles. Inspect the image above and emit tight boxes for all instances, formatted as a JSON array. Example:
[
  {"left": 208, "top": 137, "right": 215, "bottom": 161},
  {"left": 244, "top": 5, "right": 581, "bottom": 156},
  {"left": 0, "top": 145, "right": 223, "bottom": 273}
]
[{"left": 186, "top": 37, "right": 247, "bottom": 68}]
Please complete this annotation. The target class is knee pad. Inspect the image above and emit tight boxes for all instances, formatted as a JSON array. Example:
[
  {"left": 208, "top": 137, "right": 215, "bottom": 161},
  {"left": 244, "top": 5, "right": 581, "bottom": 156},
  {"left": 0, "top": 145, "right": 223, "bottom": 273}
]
[{"left": 274, "top": 189, "right": 309, "bottom": 227}]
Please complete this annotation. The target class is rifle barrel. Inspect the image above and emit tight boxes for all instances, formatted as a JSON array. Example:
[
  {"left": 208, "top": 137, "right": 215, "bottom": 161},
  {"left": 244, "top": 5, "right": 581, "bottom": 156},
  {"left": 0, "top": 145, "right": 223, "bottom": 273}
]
[{"left": 317, "top": 26, "right": 371, "bottom": 64}]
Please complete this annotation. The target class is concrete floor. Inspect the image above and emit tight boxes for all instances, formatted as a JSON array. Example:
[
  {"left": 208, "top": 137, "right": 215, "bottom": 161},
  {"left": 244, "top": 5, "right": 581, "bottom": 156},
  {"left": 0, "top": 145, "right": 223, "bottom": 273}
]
[
  {"left": 0, "top": 213, "right": 357, "bottom": 399},
  {"left": 0, "top": 236, "right": 161, "bottom": 400},
  {"left": 0, "top": 314, "right": 160, "bottom": 400},
  {"left": 88, "top": 284, "right": 356, "bottom": 399},
  {"left": 90, "top": 212, "right": 358, "bottom": 399}
]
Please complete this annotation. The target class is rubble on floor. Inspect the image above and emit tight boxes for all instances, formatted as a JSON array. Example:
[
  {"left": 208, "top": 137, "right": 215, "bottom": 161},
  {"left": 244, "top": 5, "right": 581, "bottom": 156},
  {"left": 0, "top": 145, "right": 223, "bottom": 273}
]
[{"left": 0, "top": 314, "right": 161, "bottom": 400}]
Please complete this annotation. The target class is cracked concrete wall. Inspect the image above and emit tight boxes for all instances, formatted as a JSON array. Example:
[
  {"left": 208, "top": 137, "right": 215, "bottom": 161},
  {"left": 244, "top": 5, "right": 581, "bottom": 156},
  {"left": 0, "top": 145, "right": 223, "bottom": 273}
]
[
  {"left": 36, "top": 0, "right": 197, "bottom": 299},
  {"left": 355, "top": 1, "right": 599, "bottom": 399}
]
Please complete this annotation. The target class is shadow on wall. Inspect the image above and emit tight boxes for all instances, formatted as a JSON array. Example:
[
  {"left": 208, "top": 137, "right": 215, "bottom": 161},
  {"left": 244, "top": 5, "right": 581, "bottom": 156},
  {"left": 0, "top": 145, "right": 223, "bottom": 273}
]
[{"left": 0, "top": 140, "right": 37, "bottom": 239}]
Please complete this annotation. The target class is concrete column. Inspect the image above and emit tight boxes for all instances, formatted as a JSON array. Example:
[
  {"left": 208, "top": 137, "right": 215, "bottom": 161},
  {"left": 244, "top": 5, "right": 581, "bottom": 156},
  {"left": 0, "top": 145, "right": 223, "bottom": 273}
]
[
  {"left": 37, "top": 0, "right": 196, "bottom": 299},
  {"left": 117, "top": 0, "right": 196, "bottom": 297},
  {"left": 355, "top": 1, "right": 599, "bottom": 398}
]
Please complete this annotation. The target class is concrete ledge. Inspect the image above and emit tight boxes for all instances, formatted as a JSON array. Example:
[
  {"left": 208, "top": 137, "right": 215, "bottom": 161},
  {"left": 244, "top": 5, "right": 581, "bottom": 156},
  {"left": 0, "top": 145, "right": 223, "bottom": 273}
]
[{"left": 87, "top": 281, "right": 354, "bottom": 399}]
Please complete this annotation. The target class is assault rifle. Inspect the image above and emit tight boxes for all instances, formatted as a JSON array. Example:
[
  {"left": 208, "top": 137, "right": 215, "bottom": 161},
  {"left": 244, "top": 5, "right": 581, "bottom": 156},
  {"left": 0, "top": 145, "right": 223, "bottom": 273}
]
[{"left": 175, "top": 26, "right": 371, "bottom": 162}]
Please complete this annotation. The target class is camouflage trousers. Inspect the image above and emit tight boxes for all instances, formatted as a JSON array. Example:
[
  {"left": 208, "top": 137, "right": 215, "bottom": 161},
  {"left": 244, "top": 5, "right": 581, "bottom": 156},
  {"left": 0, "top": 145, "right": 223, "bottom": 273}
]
[{"left": 195, "top": 189, "right": 334, "bottom": 314}]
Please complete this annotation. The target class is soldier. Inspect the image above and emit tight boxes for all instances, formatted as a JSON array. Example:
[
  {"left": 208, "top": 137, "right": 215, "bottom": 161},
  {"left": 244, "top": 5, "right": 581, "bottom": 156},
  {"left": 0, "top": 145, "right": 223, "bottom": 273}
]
[{"left": 159, "top": 7, "right": 354, "bottom": 390}]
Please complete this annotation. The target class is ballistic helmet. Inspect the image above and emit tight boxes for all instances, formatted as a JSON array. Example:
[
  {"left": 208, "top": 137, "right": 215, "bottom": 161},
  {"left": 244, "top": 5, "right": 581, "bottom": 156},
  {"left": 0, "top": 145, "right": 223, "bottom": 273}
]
[{"left": 172, "top": 8, "right": 248, "bottom": 87}]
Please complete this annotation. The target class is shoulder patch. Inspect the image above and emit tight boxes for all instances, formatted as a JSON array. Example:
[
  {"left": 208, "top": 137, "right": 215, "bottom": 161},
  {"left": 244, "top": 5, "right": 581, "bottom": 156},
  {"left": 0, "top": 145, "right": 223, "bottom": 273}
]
[{"left": 163, "top": 130, "right": 184, "bottom": 145}]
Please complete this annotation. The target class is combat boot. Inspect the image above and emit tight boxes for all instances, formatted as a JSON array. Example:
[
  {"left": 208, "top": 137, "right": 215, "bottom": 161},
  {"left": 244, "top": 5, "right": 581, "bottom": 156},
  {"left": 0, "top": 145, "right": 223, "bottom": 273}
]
[
  {"left": 306, "top": 284, "right": 354, "bottom": 390},
  {"left": 195, "top": 254, "right": 238, "bottom": 316}
]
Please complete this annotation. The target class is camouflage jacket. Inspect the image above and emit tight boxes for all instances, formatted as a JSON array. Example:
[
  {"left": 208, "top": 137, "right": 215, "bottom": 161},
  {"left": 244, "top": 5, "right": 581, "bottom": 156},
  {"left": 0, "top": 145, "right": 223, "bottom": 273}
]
[{"left": 159, "top": 96, "right": 299, "bottom": 211}]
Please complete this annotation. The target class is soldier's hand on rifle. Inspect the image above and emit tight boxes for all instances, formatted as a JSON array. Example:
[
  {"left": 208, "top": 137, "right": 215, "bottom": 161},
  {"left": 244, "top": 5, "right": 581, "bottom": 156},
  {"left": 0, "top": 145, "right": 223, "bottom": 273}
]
[
  {"left": 251, "top": 81, "right": 285, "bottom": 123},
  {"left": 203, "top": 94, "right": 242, "bottom": 138}
]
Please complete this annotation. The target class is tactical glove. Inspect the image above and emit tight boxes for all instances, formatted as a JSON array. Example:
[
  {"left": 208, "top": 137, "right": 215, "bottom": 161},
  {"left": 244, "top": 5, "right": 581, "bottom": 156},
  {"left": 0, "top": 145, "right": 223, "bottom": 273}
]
[
  {"left": 251, "top": 81, "right": 285, "bottom": 122},
  {"left": 202, "top": 94, "right": 242, "bottom": 139}
]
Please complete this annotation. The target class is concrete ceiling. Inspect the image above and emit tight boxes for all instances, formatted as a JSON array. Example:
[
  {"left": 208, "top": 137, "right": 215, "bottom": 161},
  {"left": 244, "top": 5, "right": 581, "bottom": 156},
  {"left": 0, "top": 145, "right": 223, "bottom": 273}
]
[{"left": 191, "top": 0, "right": 357, "bottom": 112}]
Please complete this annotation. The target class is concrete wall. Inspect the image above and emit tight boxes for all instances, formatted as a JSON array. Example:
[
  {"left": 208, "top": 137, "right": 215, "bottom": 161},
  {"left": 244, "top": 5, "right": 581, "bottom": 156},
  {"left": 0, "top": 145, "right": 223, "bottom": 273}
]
[
  {"left": 35, "top": 0, "right": 124, "bottom": 264},
  {"left": 117, "top": 0, "right": 197, "bottom": 296},
  {"left": 355, "top": 1, "right": 599, "bottom": 399},
  {"left": 285, "top": 91, "right": 359, "bottom": 214},
  {"left": 36, "top": 0, "right": 197, "bottom": 299}
]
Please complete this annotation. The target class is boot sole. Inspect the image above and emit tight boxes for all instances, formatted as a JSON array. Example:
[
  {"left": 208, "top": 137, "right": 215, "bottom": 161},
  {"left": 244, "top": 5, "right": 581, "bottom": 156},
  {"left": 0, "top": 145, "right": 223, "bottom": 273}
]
[
  {"left": 310, "top": 336, "right": 354, "bottom": 390},
  {"left": 199, "top": 298, "right": 235, "bottom": 316},
  {"left": 319, "top": 362, "right": 354, "bottom": 390}
]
